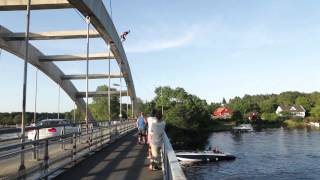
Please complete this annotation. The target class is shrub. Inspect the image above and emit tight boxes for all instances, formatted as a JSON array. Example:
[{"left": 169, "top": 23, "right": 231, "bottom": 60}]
[{"left": 261, "top": 113, "right": 279, "bottom": 122}]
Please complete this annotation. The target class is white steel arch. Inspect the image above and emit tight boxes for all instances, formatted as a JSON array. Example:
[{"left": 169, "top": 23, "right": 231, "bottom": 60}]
[{"left": 0, "top": 0, "right": 138, "bottom": 119}]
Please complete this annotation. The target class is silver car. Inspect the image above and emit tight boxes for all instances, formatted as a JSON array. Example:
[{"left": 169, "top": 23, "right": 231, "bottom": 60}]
[{"left": 27, "top": 119, "right": 77, "bottom": 140}]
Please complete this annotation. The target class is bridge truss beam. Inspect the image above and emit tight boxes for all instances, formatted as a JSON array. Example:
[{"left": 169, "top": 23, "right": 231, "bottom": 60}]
[
  {"left": 62, "top": 73, "right": 122, "bottom": 80},
  {"left": 39, "top": 53, "right": 114, "bottom": 62},
  {"left": 0, "top": 0, "right": 71, "bottom": 11},
  {"left": 0, "top": 30, "right": 100, "bottom": 41},
  {"left": 76, "top": 91, "right": 128, "bottom": 98}
]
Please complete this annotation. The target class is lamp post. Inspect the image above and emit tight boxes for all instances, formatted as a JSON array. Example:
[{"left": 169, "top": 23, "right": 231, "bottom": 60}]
[
  {"left": 19, "top": 0, "right": 31, "bottom": 173},
  {"left": 126, "top": 90, "right": 129, "bottom": 117},
  {"left": 73, "top": 103, "right": 76, "bottom": 124},
  {"left": 57, "top": 86, "right": 60, "bottom": 119},
  {"left": 161, "top": 87, "right": 164, "bottom": 115},
  {"left": 85, "top": 16, "right": 90, "bottom": 130},
  {"left": 131, "top": 97, "right": 134, "bottom": 119},
  {"left": 34, "top": 69, "right": 38, "bottom": 124},
  {"left": 107, "top": 43, "right": 112, "bottom": 122},
  {"left": 113, "top": 83, "right": 122, "bottom": 121}
]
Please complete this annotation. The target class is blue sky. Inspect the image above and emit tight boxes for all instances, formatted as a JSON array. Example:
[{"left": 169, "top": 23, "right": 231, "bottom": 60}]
[{"left": 1, "top": 0, "right": 320, "bottom": 112}]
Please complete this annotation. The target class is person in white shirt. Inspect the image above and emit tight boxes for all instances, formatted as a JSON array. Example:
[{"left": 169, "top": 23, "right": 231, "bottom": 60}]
[
  {"left": 147, "top": 110, "right": 157, "bottom": 143},
  {"left": 149, "top": 110, "right": 165, "bottom": 170},
  {"left": 147, "top": 109, "right": 157, "bottom": 158}
]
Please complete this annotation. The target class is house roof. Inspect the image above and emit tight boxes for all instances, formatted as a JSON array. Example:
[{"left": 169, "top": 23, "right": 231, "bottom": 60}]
[
  {"left": 213, "top": 107, "right": 232, "bottom": 114},
  {"left": 215, "top": 107, "right": 230, "bottom": 112},
  {"left": 278, "top": 105, "right": 305, "bottom": 113}
]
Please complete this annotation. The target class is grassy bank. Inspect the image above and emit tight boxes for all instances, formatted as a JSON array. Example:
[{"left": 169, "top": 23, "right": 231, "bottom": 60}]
[{"left": 283, "top": 119, "right": 306, "bottom": 128}]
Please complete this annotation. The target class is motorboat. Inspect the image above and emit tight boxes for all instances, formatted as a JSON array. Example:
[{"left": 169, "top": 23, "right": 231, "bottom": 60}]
[
  {"left": 232, "top": 124, "right": 253, "bottom": 132},
  {"left": 175, "top": 150, "right": 236, "bottom": 162}
]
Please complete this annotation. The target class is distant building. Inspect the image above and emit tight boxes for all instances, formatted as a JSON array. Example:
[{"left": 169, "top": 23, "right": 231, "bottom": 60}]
[
  {"left": 212, "top": 107, "right": 233, "bottom": 119},
  {"left": 275, "top": 105, "right": 306, "bottom": 118},
  {"left": 248, "top": 112, "right": 259, "bottom": 121}
]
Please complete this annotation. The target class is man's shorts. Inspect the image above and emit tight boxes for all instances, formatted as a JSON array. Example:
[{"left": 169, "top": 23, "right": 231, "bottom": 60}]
[{"left": 138, "top": 128, "right": 145, "bottom": 135}]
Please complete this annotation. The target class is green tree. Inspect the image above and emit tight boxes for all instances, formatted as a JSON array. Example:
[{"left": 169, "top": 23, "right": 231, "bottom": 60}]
[
  {"left": 261, "top": 112, "right": 279, "bottom": 122},
  {"left": 310, "top": 104, "right": 320, "bottom": 119},
  {"left": 277, "top": 91, "right": 301, "bottom": 105},
  {"left": 232, "top": 110, "right": 243, "bottom": 122},
  {"left": 228, "top": 96, "right": 243, "bottom": 112},
  {"left": 151, "top": 86, "right": 212, "bottom": 149},
  {"left": 90, "top": 85, "right": 120, "bottom": 121},
  {"left": 295, "top": 96, "right": 312, "bottom": 112},
  {"left": 154, "top": 86, "right": 210, "bottom": 131},
  {"left": 260, "top": 97, "right": 278, "bottom": 113},
  {"left": 13, "top": 114, "right": 22, "bottom": 124},
  {"left": 139, "top": 100, "right": 155, "bottom": 116},
  {"left": 222, "top": 98, "right": 227, "bottom": 105},
  {"left": 246, "top": 103, "right": 261, "bottom": 113}
]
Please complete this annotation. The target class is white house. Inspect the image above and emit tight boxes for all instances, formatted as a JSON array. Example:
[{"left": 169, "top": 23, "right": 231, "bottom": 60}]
[{"left": 275, "top": 105, "right": 306, "bottom": 118}]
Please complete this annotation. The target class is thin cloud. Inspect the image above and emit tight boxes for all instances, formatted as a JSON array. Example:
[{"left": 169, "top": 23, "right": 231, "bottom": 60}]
[{"left": 125, "top": 29, "right": 196, "bottom": 53}]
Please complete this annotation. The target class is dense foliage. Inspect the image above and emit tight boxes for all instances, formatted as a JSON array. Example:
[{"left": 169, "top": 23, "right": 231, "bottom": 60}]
[
  {"left": 139, "top": 89, "right": 320, "bottom": 149},
  {"left": 0, "top": 112, "right": 66, "bottom": 125},
  {"left": 90, "top": 85, "right": 129, "bottom": 121},
  {"left": 140, "top": 86, "right": 213, "bottom": 149},
  {"left": 228, "top": 91, "right": 320, "bottom": 123}
]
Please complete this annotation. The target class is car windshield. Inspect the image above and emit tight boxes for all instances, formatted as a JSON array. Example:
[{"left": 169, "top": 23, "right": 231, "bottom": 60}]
[{"left": 36, "top": 120, "right": 68, "bottom": 126}]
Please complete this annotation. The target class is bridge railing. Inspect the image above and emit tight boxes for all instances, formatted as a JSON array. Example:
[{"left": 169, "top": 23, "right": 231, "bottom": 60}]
[
  {"left": 0, "top": 119, "right": 136, "bottom": 179},
  {"left": 162, "top": 132, "right": 186, "bottom": 180},
  {"left": 0, "top": 120, "right": 133, "bottom": 142}
]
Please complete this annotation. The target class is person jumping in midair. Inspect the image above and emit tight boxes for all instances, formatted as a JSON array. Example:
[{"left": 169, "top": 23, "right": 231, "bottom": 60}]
[{"left": 120, "top": 30, "right": 130, "bottom": 42}]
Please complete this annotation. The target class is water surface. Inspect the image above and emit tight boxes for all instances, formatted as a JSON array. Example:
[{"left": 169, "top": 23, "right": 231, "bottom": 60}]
[{"left": 183, "top": 128, "right": 320, "bottom": 180}]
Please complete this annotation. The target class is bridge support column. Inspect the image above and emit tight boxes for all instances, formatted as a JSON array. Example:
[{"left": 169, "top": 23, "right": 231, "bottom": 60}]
[
  {"left": 18, "top": 0, "right": 31, "bottom": 177},
  {"left": 99, "top": 127, "right": 103, "bottom": 147},
  {"left": 43, "top": 140, "right": 49, "bottom": 179},
  {"left": 85, "top": 15, "right": 91, "bottom": 148},
  {"left": 32, "top": 129, "right": 39, "bottom": 160},
  {"left": 90, "top": 127, "right": 93, "bottom": 151},
  {"left": 60, "top": 126, "right": 65, "bottom": 150},
  {"left": 72, "top": 133, "right": 77, "bottom": 162}
]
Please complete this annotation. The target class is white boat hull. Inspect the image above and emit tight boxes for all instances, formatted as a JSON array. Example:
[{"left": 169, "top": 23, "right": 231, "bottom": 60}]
[{"left": 176, "top": 151, "right": 236, "bottom": 162}]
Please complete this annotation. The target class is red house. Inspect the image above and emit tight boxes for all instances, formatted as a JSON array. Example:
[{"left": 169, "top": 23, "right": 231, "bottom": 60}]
[
  {"left": 248, "top": 112, "right": 258, "bottom": 121},
  {"left": 212, "top": 107, "right": 233, "bottom": 119}
]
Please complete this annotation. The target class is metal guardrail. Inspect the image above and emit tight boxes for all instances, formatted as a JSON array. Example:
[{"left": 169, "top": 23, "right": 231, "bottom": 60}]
[
  {"left": 0, "top": 121, "right": 102, "bottom": 135},
  {"left": 162, "top": 132, "right": 186, "bottom": 180},
  {"left": 0, "top": 119, "right": 136, "bottom": 179}
]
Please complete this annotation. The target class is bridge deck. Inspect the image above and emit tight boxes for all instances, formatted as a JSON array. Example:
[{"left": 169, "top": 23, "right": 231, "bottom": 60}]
[{"left": 56, "top": 131, "right": 162, "bottom": 180}]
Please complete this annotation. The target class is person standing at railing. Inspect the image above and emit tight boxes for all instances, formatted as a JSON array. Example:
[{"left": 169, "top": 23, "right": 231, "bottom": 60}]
[
  {"left": 149, "top": 110, "right": 166, "bottom": 170},
  {"left": 136, "top": 112, "right": 146, "bottom": 144},
  {"left": 147, "top": 109, "right": 157, "bottom": 158},
  {"left": 144, "top": 114, "right": 148, "bottom": 143}
]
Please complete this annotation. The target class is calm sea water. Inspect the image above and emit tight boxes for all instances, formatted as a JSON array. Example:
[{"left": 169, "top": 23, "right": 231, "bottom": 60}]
[{"left": 183, "top": 128, "right": 320, "bottom": 180}]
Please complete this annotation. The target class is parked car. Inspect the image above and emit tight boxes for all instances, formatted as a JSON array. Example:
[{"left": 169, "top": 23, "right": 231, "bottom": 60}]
[{"left": 27, "top": 119, "right": 78, "bottom": 140}]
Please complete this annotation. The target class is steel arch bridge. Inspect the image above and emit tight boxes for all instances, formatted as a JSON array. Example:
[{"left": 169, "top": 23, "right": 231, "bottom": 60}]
[{"left": 0, "top": 0, "right": 137, "bottom": 121}]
